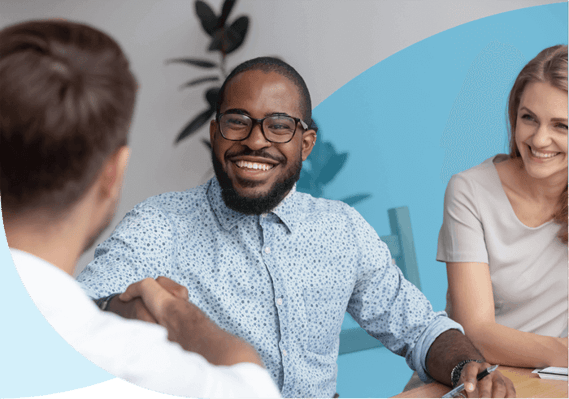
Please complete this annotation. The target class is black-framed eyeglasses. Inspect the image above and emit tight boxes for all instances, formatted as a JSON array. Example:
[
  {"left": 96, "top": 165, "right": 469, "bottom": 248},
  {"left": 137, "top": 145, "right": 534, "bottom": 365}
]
[{"left": 216, "top": 112, "right": 308, "bottom": 144}]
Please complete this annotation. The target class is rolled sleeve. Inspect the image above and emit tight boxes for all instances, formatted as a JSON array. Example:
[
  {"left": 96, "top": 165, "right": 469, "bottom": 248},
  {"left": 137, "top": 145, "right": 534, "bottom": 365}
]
[
  {"left": 412, "top": 314, "right": 464, "bottom": 382},
  {"left": 345, "top": 206, "right": 465, "bottom": 382}
]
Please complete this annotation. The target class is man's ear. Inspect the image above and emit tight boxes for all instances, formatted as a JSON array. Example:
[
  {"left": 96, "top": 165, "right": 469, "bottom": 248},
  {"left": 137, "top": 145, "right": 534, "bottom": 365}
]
[
  {"left": 99, "top": 146, "right": 130, "bottom": 200},
  {"left": 301, "top": 129, "right": 317, "bottom": 161}
]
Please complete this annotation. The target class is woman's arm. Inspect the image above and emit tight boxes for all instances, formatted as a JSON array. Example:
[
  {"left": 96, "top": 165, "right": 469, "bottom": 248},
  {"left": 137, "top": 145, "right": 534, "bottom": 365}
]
[{"left": 446, "top": 262, "right": 567, "bottom": 368}]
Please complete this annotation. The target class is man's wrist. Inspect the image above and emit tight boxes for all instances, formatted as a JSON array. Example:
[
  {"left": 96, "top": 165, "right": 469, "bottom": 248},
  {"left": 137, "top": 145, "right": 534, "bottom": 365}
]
[
  {"left": 451, "top": 359, "right": 483, "bottom": 387},
  {"left": 94, "top": 293, "right": 120, "bottom": 311}
]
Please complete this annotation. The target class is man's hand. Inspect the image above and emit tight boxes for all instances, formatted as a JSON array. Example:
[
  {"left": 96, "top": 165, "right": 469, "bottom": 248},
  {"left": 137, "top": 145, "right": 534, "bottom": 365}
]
[
  {"left": 459, "top": 362, "right": 515, "bottom": 398},
  {"left": 117, "top": 278, "right": 264, "bottom": 367},
  {"left": 118, "top": 277, "right": 187, "bottom": 325},
  {"left": 107, "top": 276, "right": 188, "bottom": 324},
  {"left": 426, "top": 330, "right": 516, "bottom": 398}
]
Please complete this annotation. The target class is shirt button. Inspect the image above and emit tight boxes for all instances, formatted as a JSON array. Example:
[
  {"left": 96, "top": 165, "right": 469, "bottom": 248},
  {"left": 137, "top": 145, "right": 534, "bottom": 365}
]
[
  {"left": 276, "top": 298, "right": 283, "bottom": 306},
  {"left": 264, "top": 247, "right": 271, "bottom": 254},
  {"left": 282, "top": 349, "right": 287, "bottom": 356}
]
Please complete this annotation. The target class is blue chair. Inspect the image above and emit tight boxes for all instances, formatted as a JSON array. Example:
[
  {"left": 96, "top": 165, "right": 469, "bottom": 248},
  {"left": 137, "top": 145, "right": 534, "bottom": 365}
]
[{"left": 339, "top": 206, "right": 421, "bottom": 355}]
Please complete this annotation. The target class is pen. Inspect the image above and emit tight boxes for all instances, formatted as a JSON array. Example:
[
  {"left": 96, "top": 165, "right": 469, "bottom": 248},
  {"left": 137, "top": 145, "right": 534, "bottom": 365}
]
[{"left": 442, "top": 365, "right": 499, "bottom": 398}]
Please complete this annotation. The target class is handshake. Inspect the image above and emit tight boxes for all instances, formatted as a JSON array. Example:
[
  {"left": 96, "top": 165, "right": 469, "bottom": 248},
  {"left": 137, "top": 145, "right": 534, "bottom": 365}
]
[{"left": 108, "top": 277, "right": 263, "bottom": 367}]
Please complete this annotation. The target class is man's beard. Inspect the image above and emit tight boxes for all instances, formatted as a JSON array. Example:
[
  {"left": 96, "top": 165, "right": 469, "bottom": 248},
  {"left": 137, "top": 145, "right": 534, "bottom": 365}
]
[{"left": 212, "top": 148, "right": 301, "bottom": 215}]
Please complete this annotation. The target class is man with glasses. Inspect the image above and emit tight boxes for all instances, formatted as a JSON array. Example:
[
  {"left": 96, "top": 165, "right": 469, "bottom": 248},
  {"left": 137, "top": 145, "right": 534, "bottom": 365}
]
[{"left": 78, "top": 57, "right": 515, "bottom": 398}]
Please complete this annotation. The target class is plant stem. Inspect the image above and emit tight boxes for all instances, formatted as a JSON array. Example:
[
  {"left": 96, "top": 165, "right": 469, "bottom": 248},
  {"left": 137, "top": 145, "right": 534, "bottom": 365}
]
[{"left": 220, "top": 52, "right": 227, "bottom": 78}]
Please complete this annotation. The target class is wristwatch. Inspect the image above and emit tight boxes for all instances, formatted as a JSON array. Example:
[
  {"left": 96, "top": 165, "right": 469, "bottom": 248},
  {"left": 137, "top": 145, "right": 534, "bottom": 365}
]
[
  {"left": 94, "top": 293, "right": 119, "bottom": 311},
  {"left": 451, "top": 359, "right": 483, "bottom": 387}
]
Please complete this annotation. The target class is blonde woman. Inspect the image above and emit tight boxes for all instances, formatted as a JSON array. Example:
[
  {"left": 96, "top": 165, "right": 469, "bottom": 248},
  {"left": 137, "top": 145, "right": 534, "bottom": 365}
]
[{"left": 439, "top": 45, "right": 568, "bottom": 368}]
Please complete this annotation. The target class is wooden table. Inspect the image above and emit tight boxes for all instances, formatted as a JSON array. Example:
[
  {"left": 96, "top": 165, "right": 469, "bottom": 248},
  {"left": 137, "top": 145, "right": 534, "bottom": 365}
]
[{"left": 393, "top": 366, "right": 568, "bottom": 398}]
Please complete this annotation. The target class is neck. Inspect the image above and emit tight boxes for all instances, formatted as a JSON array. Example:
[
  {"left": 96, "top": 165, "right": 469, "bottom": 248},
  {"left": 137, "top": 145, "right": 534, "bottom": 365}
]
[
  {"left": 514, "top": 158, "right": 567, "bottom": 203},
  {"left": 4, "top": 209, "right": 88, "bottom": 276}
]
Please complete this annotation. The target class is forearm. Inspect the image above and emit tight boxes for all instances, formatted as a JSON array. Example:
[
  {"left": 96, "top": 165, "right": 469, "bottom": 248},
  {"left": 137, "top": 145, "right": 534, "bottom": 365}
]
[
  {"left": 464, "top": 321, "right": 567, "bottom": 368},
  {"left": 161, "top": 301, "right": 263, "bottom": 367},
  {"left": 426, "top": 329, "right": 484, "bottom": 386}
]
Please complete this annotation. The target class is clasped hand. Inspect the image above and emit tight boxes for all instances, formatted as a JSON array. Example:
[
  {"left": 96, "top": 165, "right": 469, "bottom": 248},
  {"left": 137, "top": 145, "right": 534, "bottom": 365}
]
[{"left": 109, "top": 276, "right": 192, "bottom": 325}]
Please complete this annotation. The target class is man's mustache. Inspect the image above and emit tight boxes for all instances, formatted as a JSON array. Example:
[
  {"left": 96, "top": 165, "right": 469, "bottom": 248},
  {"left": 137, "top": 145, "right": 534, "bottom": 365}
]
[{"left": 225, "top": 149, "right": 286, "bottom": 164}]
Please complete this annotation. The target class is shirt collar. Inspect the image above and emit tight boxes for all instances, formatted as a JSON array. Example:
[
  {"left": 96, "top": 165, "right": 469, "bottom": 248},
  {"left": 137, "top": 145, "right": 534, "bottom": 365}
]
[{"left": 207, "top": 177, "right": 300, "bottom": 233}]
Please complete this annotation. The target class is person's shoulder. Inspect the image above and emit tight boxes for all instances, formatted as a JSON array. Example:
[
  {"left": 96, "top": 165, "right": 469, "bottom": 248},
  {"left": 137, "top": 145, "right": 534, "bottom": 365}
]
[
  {"left": 293, "top": 191, "right": 366, "bottom": 227},
  {"left": 448, "top": 154, "right": 505, "bottom": 194},
  {"left": 132, "top": 181, "right": 210, "bottom": 216},
  {"left": 454, "top": 154, "right": 505, "bottom": 182},
  {"left": 294, "top": 191, "right": 355, "bottom": 215}
]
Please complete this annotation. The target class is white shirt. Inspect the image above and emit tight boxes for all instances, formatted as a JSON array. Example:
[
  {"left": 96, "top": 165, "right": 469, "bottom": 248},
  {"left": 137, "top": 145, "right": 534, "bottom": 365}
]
[{"left": 11, "top": 249, "right": 281, "bottom": 398}]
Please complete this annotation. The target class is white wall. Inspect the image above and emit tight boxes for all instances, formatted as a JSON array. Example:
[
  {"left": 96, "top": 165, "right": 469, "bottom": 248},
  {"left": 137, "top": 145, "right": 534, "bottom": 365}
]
[{"left": 0, "top": 0, "right": 558, "bottom": 273}]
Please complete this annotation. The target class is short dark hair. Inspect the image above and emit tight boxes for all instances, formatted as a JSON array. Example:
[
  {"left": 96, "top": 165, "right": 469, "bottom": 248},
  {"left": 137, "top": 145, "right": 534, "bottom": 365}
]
[
  {"left": 0, "top": 20, "right": 137, "bottom": 216},
  {"left": 216, "top": 57, "right": 312, "bottom": 125}
]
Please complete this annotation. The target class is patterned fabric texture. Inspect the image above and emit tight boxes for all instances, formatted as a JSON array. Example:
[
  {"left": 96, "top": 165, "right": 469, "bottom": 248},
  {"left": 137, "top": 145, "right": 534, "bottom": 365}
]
[{"left": 78, "top": 177, "right": 461, "bottom": 398}]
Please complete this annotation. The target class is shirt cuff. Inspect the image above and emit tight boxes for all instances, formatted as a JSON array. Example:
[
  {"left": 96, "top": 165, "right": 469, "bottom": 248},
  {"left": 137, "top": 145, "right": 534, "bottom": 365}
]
[{"left": 411, "top": 312, "right": 464, "bottom": 383}]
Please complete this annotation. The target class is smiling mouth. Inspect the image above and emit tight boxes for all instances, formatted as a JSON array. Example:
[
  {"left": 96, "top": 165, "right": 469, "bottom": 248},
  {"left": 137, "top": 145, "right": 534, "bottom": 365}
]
[
  {"left": 529, "top": 146, "right": 560, "bottom": 159},
  {"left": 234, "top": 160, "right": 276, "bottom": 171}
]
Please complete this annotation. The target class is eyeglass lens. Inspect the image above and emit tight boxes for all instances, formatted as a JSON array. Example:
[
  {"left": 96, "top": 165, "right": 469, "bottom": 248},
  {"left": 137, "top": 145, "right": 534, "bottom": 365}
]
[{"left": 219, "top": 114, "right": 296, "bottom": 143}]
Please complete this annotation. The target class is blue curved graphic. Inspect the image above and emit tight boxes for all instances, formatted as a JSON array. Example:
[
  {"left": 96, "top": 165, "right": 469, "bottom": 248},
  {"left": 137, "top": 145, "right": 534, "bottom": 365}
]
[
  {"left": 313, "top": 3, "right": 566, "bottom": 313},
  {"left": 0, "top": 3, "right": 566, "bottom": 398}
]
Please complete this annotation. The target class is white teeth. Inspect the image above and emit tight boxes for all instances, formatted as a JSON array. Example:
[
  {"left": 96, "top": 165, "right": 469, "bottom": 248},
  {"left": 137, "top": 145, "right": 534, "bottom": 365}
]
[
  {"left": 531, "top": 148, "right": 558, "bottom": 158},
  {"left": 235, "top": 160, "right": 274, "bottom": 171}
]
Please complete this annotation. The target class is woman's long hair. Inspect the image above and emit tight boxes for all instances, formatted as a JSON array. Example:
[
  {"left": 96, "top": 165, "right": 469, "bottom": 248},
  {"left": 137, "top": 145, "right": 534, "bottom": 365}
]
[{"left": 507, "top": 45, "right": 568, "bottom": 243}]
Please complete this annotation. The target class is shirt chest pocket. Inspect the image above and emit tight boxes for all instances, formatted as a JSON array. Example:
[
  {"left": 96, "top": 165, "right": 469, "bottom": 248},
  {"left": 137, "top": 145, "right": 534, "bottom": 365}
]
[{"left": 302, "top": 287, "right": 348, "bottom": 355}]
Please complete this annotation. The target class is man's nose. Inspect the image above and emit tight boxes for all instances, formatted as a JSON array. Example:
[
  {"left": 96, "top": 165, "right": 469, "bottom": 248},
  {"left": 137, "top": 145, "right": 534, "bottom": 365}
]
[{"left": 242, "top": 122, "right": 271, "bottom": 150}]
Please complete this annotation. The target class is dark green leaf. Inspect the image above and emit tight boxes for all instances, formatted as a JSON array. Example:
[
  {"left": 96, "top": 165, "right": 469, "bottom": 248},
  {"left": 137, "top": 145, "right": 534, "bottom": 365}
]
[
  {"left": 175, "top": 107, "right": 215, "bottom": 144},
  {"left": 217, "top": 0, "right": 236, "bottom": 28},
  {"left": 178, "top": 76, "right": 219, "bottom": 89},
  {"left": 166, "top": 58, "right": 217, "bottom": 68},
  {"left": 208, "top": 16, "right": 249, "bottom": 54},
  {"left": 224, "top": 16, "right": 249, "bottom": 54},
  {"left": 208, "top": 30, "right": 224, "bottom": 52},
  {"left": 205, "top": 87, "right": 220, "bottom": 107},
  {"left": 317, "top": 152, "right": 347, "bottom": 185},
  {"left": 297, "top": 169, "right": 313, "bottom": 189},
  {"left": 195, "top": 0, "right": 218, "bottom": 36},
  {"left": 296, "top": 178, "right": 313, "bottom": 194},
  {"left": 201, "top": 138, "right": 212, "bottom": 150},
  {"left": 341, "top": 194, "right": 371, "bottom": 207},
  {"left": 312, "top": 142, "right": 336, "bottom": 172}
]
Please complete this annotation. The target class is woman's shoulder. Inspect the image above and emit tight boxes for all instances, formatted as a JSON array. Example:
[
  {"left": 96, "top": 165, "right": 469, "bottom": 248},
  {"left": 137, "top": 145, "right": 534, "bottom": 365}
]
[
  {"left": 445, "top": 154, "right": 509, "bottom": 208},
  {"left": 447, "top": 154, "right": 506, "bottom": 194},
  {"left": 457, "top": 154, "right": 507, "bottom": 180}
]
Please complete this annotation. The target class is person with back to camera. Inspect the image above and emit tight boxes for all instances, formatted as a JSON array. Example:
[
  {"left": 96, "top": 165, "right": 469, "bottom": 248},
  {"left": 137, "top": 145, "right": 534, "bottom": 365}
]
[
  {"left": 0, "top": 19, "right": 280, "bottom": 398},
  {"left": 439, "top": 44, "right": 568, "bottom": 368}
]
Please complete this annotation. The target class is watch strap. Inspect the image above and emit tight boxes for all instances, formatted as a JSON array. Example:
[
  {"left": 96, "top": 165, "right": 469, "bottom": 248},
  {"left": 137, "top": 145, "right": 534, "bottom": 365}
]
[
  {"left": 94, "top": 293, "right": 120, "bottom": 311},
  {"left": 451, "top": 359, "right": 483, "bottom": 387}
]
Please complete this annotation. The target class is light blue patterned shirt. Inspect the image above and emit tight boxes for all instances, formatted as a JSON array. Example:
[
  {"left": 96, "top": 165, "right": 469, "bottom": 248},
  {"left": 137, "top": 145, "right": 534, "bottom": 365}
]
[{"left": 78, "top": 177, "right": 463, "bottom": 398}]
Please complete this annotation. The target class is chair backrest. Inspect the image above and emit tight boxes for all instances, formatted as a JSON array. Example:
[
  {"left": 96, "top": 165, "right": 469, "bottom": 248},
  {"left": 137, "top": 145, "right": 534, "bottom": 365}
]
[{"left": 339, "top": 206, "right": 420, "bottom": 355}]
